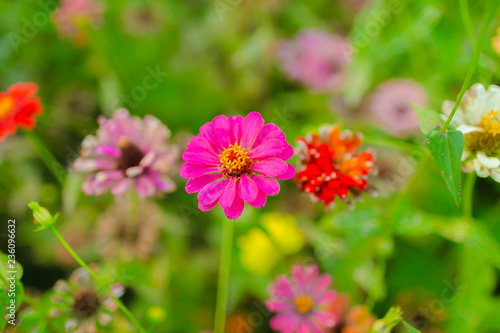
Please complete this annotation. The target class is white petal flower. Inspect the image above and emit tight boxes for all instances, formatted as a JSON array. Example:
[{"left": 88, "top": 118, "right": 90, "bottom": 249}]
[{"left": 477, "top": 152, "right": 500, "bottom": 169}]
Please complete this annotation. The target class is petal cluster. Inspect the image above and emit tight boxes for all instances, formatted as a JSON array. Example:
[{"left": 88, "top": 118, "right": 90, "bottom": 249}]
[
  {"left": 295, "top": 125, "right": 374, "bottom": 209},
  {"left": 0, "top": 82, "right": 43, "bottom": 141},
  {"left": 441, "top": 84, "right": 500, "bottom": 182},
  {"left": 53, "top": 0, "right": 103, "bottom": 42},
  {"left": 74, "top": 109, "right": 178, "bottom": 198},
  {"left": 266, "top": 265, "right": 339, "bottom": 333},
  {"left": 277, "top": 30, "right": 351, "bottom": 93},
  {"left": 180, "top": 112, "right": 295, "bottom": 220}
]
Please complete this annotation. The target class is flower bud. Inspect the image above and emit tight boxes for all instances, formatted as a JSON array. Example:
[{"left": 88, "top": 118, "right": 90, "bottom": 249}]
[{"left": 28, "top": 201, "right": 59, "bottom": 231}]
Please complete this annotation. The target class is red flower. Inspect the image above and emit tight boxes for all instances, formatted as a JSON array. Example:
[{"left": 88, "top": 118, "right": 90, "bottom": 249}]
[
  {"left": 0, "top": 82, "right": 43, "bottom": 141},
  {"left": 295, "top": 125, "right": 375, "bottom": 208}
]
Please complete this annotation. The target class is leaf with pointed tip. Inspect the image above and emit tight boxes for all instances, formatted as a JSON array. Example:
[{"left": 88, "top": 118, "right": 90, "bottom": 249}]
[
  {"left": 413, "top": 104, "right": 443, "bottom": 134},
  {"left": 403, "top": 321, "right": 422, "bottom": 333},
  {"left": 426, "top": 129, "right": 464, "bottom": 205}
]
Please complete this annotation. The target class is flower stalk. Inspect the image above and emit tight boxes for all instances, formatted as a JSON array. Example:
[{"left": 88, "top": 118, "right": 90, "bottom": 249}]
[{"left": 214, "top": 218, "right": 234, "bottom": 333}]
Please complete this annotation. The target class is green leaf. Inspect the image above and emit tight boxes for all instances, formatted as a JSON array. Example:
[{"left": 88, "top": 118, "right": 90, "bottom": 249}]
[
  {"left": 414, "top": 104, "right": 443, "bottom": 134},
  {"left": 426, "top": 128, "right": 464, "bottom": 205},
  {"left": 403, "top": 321, "right": 422, "bottom": 333}
]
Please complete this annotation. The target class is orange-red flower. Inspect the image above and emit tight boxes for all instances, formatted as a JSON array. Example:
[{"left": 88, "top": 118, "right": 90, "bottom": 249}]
[
  {"left": 0, "top": 82, "right": 43, "bottom": 141},
  {"left": 295, "top": 125, "right": 375, "bottom": 208}
]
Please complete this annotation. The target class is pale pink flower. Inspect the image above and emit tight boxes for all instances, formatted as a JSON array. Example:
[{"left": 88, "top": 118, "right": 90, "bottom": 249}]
[
  {"left": 277, "top": 30, "right": 351, "bottom": 93},
  {"left": 74, "top": 109, "right": 178, "bottom": 199},
  {"left": 53, "top": 0, "right": 103, "bottom": 41}
]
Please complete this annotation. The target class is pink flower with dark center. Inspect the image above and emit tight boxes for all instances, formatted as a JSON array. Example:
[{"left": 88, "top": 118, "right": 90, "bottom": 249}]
[
  {"left": 368, "top": 79, "right": 428, "bottom": 137},
  {"left": 74, "top": 109, "right": 178, "bottom": 199},
  {"left": 266, "top": 265, "right": 339, "bottom": 333},
  {"left": 180, "top": 112, "right": 295, "bottom": 220},
  {"left": 277, "top": 30, "right": 351, "bottom": 93}
]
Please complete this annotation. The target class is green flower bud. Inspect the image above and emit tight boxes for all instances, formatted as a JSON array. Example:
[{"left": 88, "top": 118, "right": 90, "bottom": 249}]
[{"left": 28, "top": 202, "right": 59, "bottom": 232}]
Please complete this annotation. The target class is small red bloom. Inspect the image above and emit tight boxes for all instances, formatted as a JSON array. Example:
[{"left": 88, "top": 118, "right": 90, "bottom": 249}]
[
  {"left": 295, "top": 125, "right": 375, "bottom": 208},
  {"left": 0, "top": 82, "right": 43, "bottom": 141}
]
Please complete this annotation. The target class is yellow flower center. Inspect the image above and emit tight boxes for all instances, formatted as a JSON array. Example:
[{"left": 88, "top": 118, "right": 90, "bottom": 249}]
[
  {"left": 219, "top": 143, "right": 253, "bottom": 176},
  {"left": 0, "top": 96, "right": 14, "bottom": 118},
  {"left": 465, "top": 110, "right": 500, "bottom": 156},
  {"left": 294, "top": 295, "right": 313, "bottom": 314}
]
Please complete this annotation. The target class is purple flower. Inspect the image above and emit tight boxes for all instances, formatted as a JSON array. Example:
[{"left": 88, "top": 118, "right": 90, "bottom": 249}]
[
  {"left": 277, "top": 30, "right": 351, "bottom": 93},
  {"left": 180, "top": 112, "right": 295, "bottom": 220},
  {"left": 368, "top": 79, "right": 428, "bottom": 137},
  {"left": 74, "top": 109, "right": 178, "bottom": 199},
  {"left": 266, "top": 265, "right": 339, "bottom": 333}
]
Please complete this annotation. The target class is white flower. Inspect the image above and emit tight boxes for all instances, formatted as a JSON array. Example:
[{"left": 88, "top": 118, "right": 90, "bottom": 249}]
[{"left": 441, "top": 84, "right": 500, "bottom": 182}]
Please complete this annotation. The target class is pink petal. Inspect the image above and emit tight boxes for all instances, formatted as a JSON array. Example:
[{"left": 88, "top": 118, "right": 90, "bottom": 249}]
[
  {"left": 241, "top": 112, "right": 264, "bottom": 148},
  {"left": 251, "top": 175, "right": 280, "bottom": 196},
  {"left": 199, "top": 199, "right": 218, "bottom": 212},
  {"left": 275, "top": 163, "right": 296, "bottom": 180},
  {"left": 269, "top": 313, "right": 301, "bottom": 333},
  {"left": 110, "top": 178, "right": 131, "bottom": 196},
  {"left": 182, "top": 150, "right": 219, "bottom": 165},
  {"left": 316, "top": 290, "right": 337, "bottom": 305},
  {"left": 134, "top": 176, "right": 156, "bottom": 198},
  {"left": 219, "top": 177, "right": 237, "bottom": 209},
  {"left": 186, "top": 173, "right": 222, "bottom": 194},
  {"left": 187, "top": 136, "right": 219, "bottom": 155},
  {"left": 95, "top": 145, "right": 122, "bottom": 157},
  {"left": 291, "top": 265, "right": 318, "bottom": 294},
  {"left": 212, "top": 115, "right": 231, "bottom": 148},
  {"left": 252, "top": 157, "right": 289, "bottom": 177},
  {"left": 199, "top": 122, "right": 223, "bottom": 151},
  {"left": 223, "top": 190, "right": 244, "bottom": 220},
  {"left": 310, "top": 311, "right": 338, "bottom": 328},
  {"left": 197, "top": 178, "right": 228, "bottom": 204},
  {"left": 297, "top": 319, "right": 312, "bottom": 333},
  {"left": 247, "top": 189, "right": 267, "bottom": 208},
  {"left": 238, "top": 174, "right": 258, "bottom": 202},
  {"left": 229, "top": 115, "right": 244, "bottom": 144},
  {"left": 180, "top": 163, "right": 219, "bottom": 178},
  {"left": 150, "top": 175, "right": 176, "bottom": 193},
  {"left": 248, "top": 139, "right": 285, "bottom": 159},
  {"left": 268, "top": 275, "right": 295, "bottom": 299},
  {"left": 276, "top": 144, "right": 294, "bottom": 160},
  {"left": 252, "top": 123, "right": 279, "bottom": 148},
  {"left": 265, "top": 299, "right": 294, "bottom": 312},
  {"left": 313, "top": 274, "right": 333, "bottom": 297}
]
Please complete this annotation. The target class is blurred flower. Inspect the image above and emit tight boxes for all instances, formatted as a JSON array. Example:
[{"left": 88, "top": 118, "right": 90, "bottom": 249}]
[
  {"left": 277, "top": 30, "right": 351, "bottom": 93},
  {"left": 295, "top": 125, "right": 375, "bottom": 209},
  {"left": 343, "top": 0, "right": 372, "bottom": 12},
  {"left": 396, "top": 289, "right": 446, "bottom": 333},
  {"left": 324, "top": 293, "right": 377, "bottom": 333},
  {"left": 0, "top": 82, "right": 43, "bottom": 141},
  {"left": 74, "top": 109, "right": 178, "bottom": 198},
  {"left": 122, "top": 2, "right": 162, "bottom": 36},
  {"left": 180, "top": 112, "right": 295, "bottom": 220},
  {"left": 49, "top": 266, "right": 124, "bottom": 333},
  {"left": 492, "top": 27, "right": 500, "bottom": 56},
  {"left": 266, "top": 265, "right": 339, "bottom": 332},
  {"left": 368, "top": 79, "right": 428, "bottom": 137},
  {"left": 53, "top": 0, "right": 103, "bottom": 45},
  {"left": 440, "top": 84, "right": 500, "bottom": 182},
  {"left": 238, "top": 212, "right": 304, "bottom": 275},
  {"left": 96, "top": 200, "right": 162, "bottom": 261}
]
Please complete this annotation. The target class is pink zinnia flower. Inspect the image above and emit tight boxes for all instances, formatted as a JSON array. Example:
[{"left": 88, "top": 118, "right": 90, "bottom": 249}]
[
  {"left": 266, "top": 265, "right": 339, "bottom": 333},
  {"left": 277, "top": 30, "right": 351, "bottom": 93},
  {"left": 368, "top": 79, "right": 428, "bottom": 137},
  {"left": 180, "top": 112, "right": 295, "bottom": 220},
  {"left": 74, "top": 109, "right": 178, "bottom": 199},
  {"left": 53, "top": 0, "right": 103, "bottom": 43}
]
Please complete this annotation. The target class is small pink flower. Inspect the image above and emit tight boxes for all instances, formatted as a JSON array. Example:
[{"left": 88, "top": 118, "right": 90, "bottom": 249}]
[
  {"left": 368, "top": 79, "right": 428, "bottom": 137},
  {"left": 277, "top": 30, "right": 351, "bottom": 93},
  {"left": 266, "top": 265, "right": 339, "bottom": 333},
  {"left": 53, "top": 0, "right": 103, "bottom": 42},
  {"left": 74, "top": 109, "right": 178, "bottom": 199},
  {"left": 180, "top": 112, "right": 295, "bottom": 220}
]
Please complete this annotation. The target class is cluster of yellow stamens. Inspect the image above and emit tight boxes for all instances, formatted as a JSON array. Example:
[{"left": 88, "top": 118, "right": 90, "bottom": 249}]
[
  {"left": 294, "top": 295, "right": 313, "bottom": 314},
  {"left": 465, "top": 110, "right": 500, "bottom": 156},
  {"left": 219, "top": 143, "right": 253, "bottom": 176},
  {"left": 0, "top": 96, "right": 13, "bottom": 118}
]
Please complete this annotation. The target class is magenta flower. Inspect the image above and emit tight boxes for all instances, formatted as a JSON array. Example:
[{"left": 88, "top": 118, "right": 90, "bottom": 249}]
[
  {"left": 277, "top": 30, "right": 351, "bottom": 93},
  {"left": 368, "top": 79, "right": 428, "bottom": 137},
  {"left": 266, "top": 265, "right": 339, "bottom": 333},
  {"left": 74, "top": 109, "right": 178, "bottom": 199},
  {"left": 180, "top": 112, "right": 295, "bottom": 220}
]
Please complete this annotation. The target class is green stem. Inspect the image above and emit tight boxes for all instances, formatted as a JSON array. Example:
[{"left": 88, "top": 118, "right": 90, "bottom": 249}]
[
  {"left": 463, "top": 172, "right": 476, "bottom": 218},
  {"left": 49, "top": 225, "right": 146, "bottom": 333},
  {"left": 214, "top": 219, "right": 234, "bottom": 333},
  {"left": 441, "top": 2, "right": 498, "bottom": 133},
  {"left": 23, "top": 130, "right": 65, "bottom": 184},
  {"left": 363, "top": 135, "right": 425, "bottom": 155},
  {"left": 459, "top": 0, "right": 475, "bottom": 43}
]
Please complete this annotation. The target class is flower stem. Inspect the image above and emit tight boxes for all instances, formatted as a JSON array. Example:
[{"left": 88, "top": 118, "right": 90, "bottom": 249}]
[
  {"left": 23, "top": 130, "right": 65, "bottom": 184},
  {"left": 441, "top": 1, "right": 498, "bottom": 133},
  {"left": 214, "top": 219, "right": 234, "bottom": 333},
  {"left": 49, "top": 225, "right": 146, "bottom": 333},
  {"left": 459, "top": 0, "right": 475, "bottom": 43},
  {"left": 463, "top": 172, "right": 476, "bottom": 218}
]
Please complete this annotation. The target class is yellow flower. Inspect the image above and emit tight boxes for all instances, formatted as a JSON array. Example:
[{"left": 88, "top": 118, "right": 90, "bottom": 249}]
[{"left": 238, "top": 213, "right": 305, "bottom": 275}]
